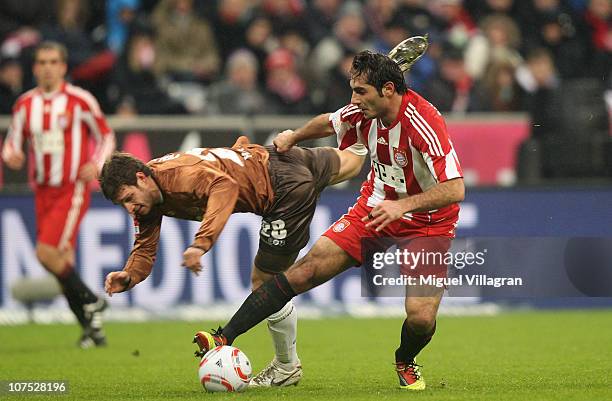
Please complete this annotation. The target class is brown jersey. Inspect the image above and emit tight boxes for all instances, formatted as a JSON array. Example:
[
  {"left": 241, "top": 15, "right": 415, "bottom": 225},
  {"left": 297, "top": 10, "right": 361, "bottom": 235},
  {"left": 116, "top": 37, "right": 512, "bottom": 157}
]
[{"left": 124, "top": 137, "right": 274, "bottom": 286}]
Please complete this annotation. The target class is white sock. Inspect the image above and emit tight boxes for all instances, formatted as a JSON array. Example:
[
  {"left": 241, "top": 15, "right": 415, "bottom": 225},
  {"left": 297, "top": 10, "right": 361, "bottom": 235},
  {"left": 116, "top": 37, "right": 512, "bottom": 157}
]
[{"left": 267, "top": 301, "right": 299, "bottom": 369}]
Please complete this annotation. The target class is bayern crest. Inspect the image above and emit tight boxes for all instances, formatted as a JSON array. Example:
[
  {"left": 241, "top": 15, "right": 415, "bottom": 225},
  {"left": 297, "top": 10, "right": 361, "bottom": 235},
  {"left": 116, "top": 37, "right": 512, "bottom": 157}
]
[
  {"left": 332, "top": 219, "right": 350, "bottom": 233},
  {"left": 393, "top": 148, "right": 408, "bottom": 168},
  {"left": 57, "top": 112, "right": 71, "bottom": 129}
]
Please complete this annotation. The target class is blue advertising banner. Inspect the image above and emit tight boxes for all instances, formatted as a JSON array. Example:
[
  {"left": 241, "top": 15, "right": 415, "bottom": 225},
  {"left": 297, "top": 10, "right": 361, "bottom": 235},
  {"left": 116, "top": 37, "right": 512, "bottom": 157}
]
[{"left": 1, "top": 188, "right": 611, "bottom": 310}]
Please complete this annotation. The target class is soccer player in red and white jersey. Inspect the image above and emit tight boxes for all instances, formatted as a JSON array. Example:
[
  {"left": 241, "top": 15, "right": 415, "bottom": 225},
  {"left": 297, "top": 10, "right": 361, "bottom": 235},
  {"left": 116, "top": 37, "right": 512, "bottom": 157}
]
[
  {"left": 2, "top": 41, "right": 115, "bottom": 348},
  {"left": 193, "top": 50, "right": 465, "bottom": 390}
]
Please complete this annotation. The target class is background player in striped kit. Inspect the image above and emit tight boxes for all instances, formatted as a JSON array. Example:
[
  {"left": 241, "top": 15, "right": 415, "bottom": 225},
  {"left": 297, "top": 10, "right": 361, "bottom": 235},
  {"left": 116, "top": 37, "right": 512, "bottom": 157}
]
[
  {"left": 2, "top": 41, "right": 115, "bottom": 348},
  {"left": 193, "top": 50, "right": 465, "bottom": 390}
]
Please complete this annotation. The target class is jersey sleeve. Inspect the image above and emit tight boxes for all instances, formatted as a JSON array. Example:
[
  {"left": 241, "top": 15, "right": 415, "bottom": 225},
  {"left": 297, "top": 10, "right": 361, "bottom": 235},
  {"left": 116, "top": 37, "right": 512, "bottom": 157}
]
[
  {"left": 79, "top": 89, "right": 115, "bottom": 170},
  {"left": 1, "top": 102, "right": 27, "bottom": 162},
  {"left": 409, "top": 106, "right": 463, "bottom": 183},
  {"left": 190, "top": 167, "right": 240, "bottom": 253},
  {"left": 328, "top": 104, "right": 368, "bottom": 156},
  {"left": 123, "top": 213, "right": 163, "bottom": 288}
]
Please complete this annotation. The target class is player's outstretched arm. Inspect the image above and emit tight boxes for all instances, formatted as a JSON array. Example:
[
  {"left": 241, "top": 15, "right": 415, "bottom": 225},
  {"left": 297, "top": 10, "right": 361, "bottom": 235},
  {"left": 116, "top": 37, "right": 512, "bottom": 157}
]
[{"left": 273, "top": 113, "right": 335, "bottom": 152}]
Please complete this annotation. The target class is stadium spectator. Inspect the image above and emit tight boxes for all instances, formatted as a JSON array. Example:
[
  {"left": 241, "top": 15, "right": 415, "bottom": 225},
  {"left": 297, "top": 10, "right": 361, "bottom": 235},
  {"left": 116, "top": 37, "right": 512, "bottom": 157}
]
[
  {"left": 243, "top": 15, "right": 279, "bottom": 85},
  {"left": 0, "top": 56, "right": 23, "bottom": 114},
  {"left": 304, "top": 0, "right": 342, "bottom": 45},
  {"left": 278, "top": 28, "right": 311, "bottom": 67},
  {"left": 474, "top": 60, "right": 525, "bottom": 111},
  {"left": 1, "top": 41, "right": 114, "bottom": 348},
  {"left": 206, "top": 49, "right": 274, "bottom": 115},
  {"left": 372, "top": 10, "right": 412, "bottom": 55},
  {"left": 1, "top": 27, "right": 42, "bottom": 89},
  {"left": 261, "top": 0, "right": 306, "bottom": 37},
  {"left": 41, "top": 0, "right": 97, "bottom": 71},
  {"left": 213, "top": 0, "right": 255, "bottom": 63},
  {"left": 585, "top": 0, "right": 612, "bottom": 51},
  {"left": 106, "top": 0, "right": 140, "bottom": 54},
  {"left": 108, "top": 28, "right": 187, "bottom": 115},
  {"left": 429, "top": 0, "right": 477, "bottom": 48},
  {"left": 364, "top": 0, "right": 401, "bottom": 41},
  {"left": 520, "top": 0, "right": 591, "bottom": 78},
  {"left": 0, "top": 0, "right": 52, "bottom": 41},
  {"left": 265, "top": 48, "right": 313, "bottom": 114},
  {"left": 515, "top": 47, "right": 561, "bottom": 138},
  {"left": 464, "top": 14, "right": 523, "bottom": 80},
  {"left": 584, "top": 0, "right": 612, "bottom": 80},
  {"left": 464, "top": 0, "right": 524, "bottom": 23},
  {"left": 309, "top": 2, "right": 370, "bottom": 82},
  {"left": 152, "top": 0, "right": 220, "bottom": 82},
  {"left": 396, "top": 0, "right": 437, "bottom": 35},
  {"left": 423, "top": 44, "right": 482, "bottom": 112},
  {"left": 320, "top": 50, "right": 355, "bottom": 112}
]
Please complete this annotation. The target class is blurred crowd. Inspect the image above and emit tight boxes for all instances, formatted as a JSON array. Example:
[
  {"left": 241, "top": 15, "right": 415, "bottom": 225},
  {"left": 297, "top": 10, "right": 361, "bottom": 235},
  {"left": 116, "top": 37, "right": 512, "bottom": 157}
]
[{"left": 0, "top": 0, "right": 610, "bottom": 117}]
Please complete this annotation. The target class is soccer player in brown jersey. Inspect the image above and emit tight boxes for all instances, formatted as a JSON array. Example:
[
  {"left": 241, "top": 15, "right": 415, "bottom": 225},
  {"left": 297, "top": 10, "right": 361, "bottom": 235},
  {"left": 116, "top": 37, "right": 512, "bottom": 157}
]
[{"left": 100, "top": 136, "right": 365, "bottom": 387}]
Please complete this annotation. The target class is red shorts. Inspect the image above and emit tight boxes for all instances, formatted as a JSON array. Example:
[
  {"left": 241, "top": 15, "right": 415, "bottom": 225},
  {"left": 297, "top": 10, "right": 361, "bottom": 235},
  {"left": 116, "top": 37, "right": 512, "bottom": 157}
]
[
  {"left": 323, "top": 197, "right": 455, "bottom": 276},
  {"left": 35, "top": 181, "right": 90, "bottom": 250}
]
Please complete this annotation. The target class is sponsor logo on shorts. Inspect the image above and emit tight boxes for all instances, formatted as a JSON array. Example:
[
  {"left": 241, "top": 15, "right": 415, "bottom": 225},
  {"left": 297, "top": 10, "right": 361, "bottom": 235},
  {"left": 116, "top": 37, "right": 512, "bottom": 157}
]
[
  {"left": 393, "top": 148, "right": 408, "bottom": 168},
  {"left": 332, "top": 219, "right": 350, "bottom": 233}
]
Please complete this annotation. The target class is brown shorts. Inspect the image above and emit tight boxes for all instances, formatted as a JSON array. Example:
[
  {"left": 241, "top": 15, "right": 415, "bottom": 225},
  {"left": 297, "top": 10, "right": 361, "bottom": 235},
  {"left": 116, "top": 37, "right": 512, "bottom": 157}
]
[{"left": 255, "top": 145, "right": 340, "bottom": 273}]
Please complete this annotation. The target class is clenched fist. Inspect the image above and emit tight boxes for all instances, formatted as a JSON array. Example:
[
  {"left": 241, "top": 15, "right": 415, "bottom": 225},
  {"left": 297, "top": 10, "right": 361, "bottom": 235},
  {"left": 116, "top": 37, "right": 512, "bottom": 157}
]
[{"left": 273, "top": 130, "right": 296, "bottom": 153}]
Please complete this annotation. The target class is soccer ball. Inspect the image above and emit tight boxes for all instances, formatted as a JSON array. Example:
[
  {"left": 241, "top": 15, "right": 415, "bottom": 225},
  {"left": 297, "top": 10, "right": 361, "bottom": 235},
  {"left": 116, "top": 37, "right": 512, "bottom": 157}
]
[{"left": 198, "top": 345, "right": 252, "bottom": 392}]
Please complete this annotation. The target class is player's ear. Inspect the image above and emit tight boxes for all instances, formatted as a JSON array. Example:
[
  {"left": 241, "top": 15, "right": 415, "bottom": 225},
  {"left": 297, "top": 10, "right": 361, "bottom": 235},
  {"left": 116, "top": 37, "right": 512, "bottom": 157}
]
[
  {"left": 135, "top": 171, "right": 147, "bottom": 181},
  {"left": 382, "top": 82, "right": 395, "bottom": 97}
]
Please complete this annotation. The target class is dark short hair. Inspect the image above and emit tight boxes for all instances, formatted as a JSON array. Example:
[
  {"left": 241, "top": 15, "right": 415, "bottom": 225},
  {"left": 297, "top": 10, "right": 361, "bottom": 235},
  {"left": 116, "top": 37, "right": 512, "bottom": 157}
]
[
  {"left": 350, "top": 50, "right": 407, "bottom": 95},
  {"left": 34, "top": 41, "right": 68, "bottom": 63},
  {"left": 99, "top": 152, "right": 152, "bottom": 202}
]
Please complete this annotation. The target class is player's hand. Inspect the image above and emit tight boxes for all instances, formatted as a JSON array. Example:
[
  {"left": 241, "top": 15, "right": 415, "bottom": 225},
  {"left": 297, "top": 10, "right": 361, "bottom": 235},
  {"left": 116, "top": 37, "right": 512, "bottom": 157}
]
[
  {"left": 362, "top": 200, "right": 405, "bottom": 232},
  {"left": 4, "top": 151, "right": 25, "bottom": 170},
  {"left": 78, "top": 162, "right": 98, "bottom": 182},
  {"left": 273, "top": 130, "right": 296, "bottom": 153},
  {"left": 183, "top": 247, "right": 205, "bottom": 276},
  {"left": 104, "top": 271, "right": 132, "bottom": 296}
]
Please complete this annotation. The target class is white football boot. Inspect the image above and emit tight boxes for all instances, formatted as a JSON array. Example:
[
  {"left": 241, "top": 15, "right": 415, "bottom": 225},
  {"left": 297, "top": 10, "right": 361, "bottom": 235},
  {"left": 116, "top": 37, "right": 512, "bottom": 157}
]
[{"left": 249, "top": 359, "right": 302, "bottom": 387}]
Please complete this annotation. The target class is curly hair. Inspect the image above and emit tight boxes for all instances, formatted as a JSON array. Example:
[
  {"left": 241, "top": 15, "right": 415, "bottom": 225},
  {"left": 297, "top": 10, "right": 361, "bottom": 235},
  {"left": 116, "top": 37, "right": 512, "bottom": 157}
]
[
  {"left": 350, "top": 50, "right": 407, "bottom": 95},
  {"left": 99, "top": 152, "right": 152, "bottom": 202}
]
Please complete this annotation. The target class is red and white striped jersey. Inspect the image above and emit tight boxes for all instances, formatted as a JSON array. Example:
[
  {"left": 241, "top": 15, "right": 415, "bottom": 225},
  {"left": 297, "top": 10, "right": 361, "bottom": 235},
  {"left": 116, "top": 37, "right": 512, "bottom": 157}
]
[
  {"left": 2, "top": 82, "right": 115, "bottom": 187},
  {"left": 329, "top": 89, "right": 463, "bottom": 225}
]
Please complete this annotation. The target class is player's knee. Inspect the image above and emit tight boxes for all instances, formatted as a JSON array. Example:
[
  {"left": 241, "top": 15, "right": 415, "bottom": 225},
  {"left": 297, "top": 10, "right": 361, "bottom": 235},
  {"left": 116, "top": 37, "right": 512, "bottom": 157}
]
[
  {"left": 36, "top": 244, "right": 67, "bottom": 273},
  {"left": 405, "top": 310, "right": 436, "bottom": 335},
  {"left": 251, "top": 275, "right": 264, "bottom": 291},
  {"left": 35, "top": 244, "right": 52, "bottom": 266},
  {"left": 286, "top": 256, "right": 319, "bottom": 294}
]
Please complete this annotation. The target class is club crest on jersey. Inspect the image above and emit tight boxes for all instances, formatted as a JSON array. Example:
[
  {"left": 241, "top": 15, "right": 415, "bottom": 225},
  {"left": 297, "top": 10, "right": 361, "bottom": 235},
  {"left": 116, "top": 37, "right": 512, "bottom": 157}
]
[
  {"left": 332, "top": 218, "right": 350, "bottom": 233},
  {"left": 393, "top": 148, "right": 408, "bottom": 168},
  {"left": 57, "top": 112, "right": 71, "bottom": 129}
]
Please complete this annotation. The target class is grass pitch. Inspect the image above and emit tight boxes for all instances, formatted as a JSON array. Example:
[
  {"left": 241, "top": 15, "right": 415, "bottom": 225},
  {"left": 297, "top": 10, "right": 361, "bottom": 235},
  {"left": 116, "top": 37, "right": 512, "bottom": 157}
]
[{"left": 0, "top": 309, "right": 610, "bottom": 401}]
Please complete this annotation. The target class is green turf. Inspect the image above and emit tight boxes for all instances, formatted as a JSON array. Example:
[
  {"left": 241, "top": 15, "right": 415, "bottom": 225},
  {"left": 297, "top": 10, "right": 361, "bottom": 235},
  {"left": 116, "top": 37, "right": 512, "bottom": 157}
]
[{"left": 0, "top": 310, "right": 610, "bottom": 401}]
